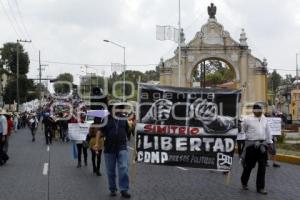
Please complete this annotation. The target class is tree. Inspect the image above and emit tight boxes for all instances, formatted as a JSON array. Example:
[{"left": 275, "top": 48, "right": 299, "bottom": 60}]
[
  {"left": 3, "top": 75, "right": 38, "bottom": 104},
  {"left": 268, "top": 70, "right": 282, "bottom": 92},
  {"left": 193, "top": 60, "right": 235, "bottom": 85},
  {"left": 0, "top": 42, "right": 30, "bottom": 74},
  {"left": 35, "top": 83, "right": 49, "bottom": 98},
  {"left": 281, "top": 74, "right": 295, "bottom": 85},
  {"left": 53, "top": 73, "right": 74, "bottom": 94},
  {"left": 144, "top": 69, "right": 159, "bottom": 81}
]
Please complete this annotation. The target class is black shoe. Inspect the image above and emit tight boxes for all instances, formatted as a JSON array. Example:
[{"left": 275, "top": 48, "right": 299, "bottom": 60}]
[
  {"left": 242, "top": 185, "right": 249, "bottom": 190},
  {"left": 110, "top": 191, "right": 117, "bottom": 197},
  {"left": 266, "top": 163, "right": 269, "bottom": 167},
  {"left": 121, "top": 191, "right": 131, "bottom": 198},
  {"left": 96, "top": 171, "right": 102, "bottom": 176},
  {"left": 77, "top": 163, "right": 81, "bottom": 168},
  {"left": 257, "top": 189, "right": 268, "bottom": 195},
  {"left": 273, "top": 163, "right": 280, "bottom": 168}
]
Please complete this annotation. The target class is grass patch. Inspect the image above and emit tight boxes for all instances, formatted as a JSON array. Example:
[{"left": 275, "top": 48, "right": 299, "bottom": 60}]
[
  {"left": 277, "top": 143, "right": 300, "bottom": 156},
  {"left": 285, "top": 137, "right": 300, "bottom": 141}
]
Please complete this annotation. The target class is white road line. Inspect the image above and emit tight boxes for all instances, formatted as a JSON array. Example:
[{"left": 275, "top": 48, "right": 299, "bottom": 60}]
[
  {"left": 127, "top": 146, "right": 134, "bottom": 151},
  {"left": 47, "top": 146, "right": 50, "bottom": 152},
  {"left": 177, "top": 166, "right": 188, "bottom": 171},
  {"left": 42, "top": 163, "right": 49, "bottom": 175}
]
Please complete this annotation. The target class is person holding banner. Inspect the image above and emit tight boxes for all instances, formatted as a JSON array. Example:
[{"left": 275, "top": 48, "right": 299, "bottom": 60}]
[
  {"left": 241, "top": 103, "right": 273, "bottom": 195},
  {"left": 93, "top": 105, "right": 131, "bottom": 198},
  {"left": 237, "top": 119, "right": 245, "bottom": 158}
]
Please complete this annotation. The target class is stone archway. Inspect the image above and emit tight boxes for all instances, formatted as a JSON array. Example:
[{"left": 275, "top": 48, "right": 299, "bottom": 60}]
[{"left": 158, "top": 3, "right": 268, "bottom": 110}]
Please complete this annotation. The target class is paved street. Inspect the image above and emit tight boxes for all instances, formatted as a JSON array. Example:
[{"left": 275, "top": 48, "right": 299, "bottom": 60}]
[{"left": 1, "top": 128, "right": 300, "bottom": 200}]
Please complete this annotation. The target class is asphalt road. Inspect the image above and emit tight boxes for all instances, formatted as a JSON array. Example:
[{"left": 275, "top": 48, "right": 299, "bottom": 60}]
[{"left": 1, "top": 127, "right": 300, "bottom": 200}]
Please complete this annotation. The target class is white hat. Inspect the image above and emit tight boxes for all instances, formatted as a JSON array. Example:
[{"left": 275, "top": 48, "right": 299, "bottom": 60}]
[{"left": 0, "top": 108, "right": 7, "bottom": 115}]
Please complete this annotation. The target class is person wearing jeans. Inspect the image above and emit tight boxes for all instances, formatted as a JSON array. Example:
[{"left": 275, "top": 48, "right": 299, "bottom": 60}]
[
  {"left": 104, "top": 150, "right": 129, "bottom": 193},
  {"left": 94, "top": 105, "right": 131, "bottom": 198}
]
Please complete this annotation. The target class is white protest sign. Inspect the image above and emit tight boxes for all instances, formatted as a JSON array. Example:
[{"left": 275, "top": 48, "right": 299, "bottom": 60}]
[
  {"left": 68, "top": 123, "right": 90, "bottom": 141},
  {"left": 267, "top": 117, "right": 282, "bottom": 136}
]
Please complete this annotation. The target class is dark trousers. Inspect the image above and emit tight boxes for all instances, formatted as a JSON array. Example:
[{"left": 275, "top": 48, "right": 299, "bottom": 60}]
[
  {"left": 45, "top": 129, "right": 52, "bottom": 145},
  {"left": 241, "top": 145, "right": 268, "bottom": 190},
  {"left": 59, "top": 128, "right": 67, "bottom": 141},
  {"left": 237, "top": 140, "right": 245, "bottom": 157},
  {"left": 0, "top": 137, "right": 4, "bottom": 163},
  {"left": 91, "top": 149, "right": 102, "bottom": 172},
  {"left": 31, "top": 128, "right": 36, "bottom": 140},
  {"left": 76, "top": 143, "right": 87, "bottom": 164},
  {"left": 0, "top": 136, "right": 8, "bottom": 165}
]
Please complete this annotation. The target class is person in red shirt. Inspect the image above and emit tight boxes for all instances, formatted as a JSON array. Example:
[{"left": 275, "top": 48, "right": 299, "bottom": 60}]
[{"left": 4, "top": 114, "right": 14, "bottom": 153}]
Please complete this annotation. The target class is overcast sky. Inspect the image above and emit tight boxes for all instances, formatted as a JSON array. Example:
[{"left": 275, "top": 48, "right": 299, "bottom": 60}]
[{"left": 1, "top": 0, "right": 300, "bottom": 85}]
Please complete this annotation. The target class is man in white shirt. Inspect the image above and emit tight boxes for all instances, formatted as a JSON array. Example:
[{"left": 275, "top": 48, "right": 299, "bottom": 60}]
[
  {"left": 0, "top": 108, "right": 8, "bottom": 165},
  {"left": 240, "top": 103, "right": 273, "bottom": 195}
]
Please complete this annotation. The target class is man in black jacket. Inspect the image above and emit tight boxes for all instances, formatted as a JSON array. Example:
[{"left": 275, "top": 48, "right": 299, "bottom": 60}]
[{"left": 94, "top": 104, "right": 131, "bottom": 198}]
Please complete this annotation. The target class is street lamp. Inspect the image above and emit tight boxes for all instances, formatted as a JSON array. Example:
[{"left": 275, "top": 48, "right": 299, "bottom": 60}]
[
  {"left": 103, "top": 39, "right": 126, "bottom": 102},
  {"left": 297, "top": 53, "right": 300, "bottom": 89},
  {"left": 16, "top": 39, "right": 31, "bottom": 112}
]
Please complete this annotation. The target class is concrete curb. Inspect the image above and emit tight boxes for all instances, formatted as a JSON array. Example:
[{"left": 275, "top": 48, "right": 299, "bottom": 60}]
[{"left": 276, "top": 154, "right": 300, "bottom": 165}]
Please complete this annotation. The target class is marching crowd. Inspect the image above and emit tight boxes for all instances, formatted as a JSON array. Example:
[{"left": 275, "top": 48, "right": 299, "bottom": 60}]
[
  {"left": 0, "top": 96, "right": 136, "bottom": 198},
  {"left": 1, "top": 99, "right": 282, "bottom": 197},
  {"left": 0, "top": 109, "right": 20, "bottom": 166}
]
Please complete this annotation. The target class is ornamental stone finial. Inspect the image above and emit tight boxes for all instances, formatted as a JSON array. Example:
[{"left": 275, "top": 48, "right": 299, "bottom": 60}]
[
  {"left": 263, "top": 57, "right": 268, "bottom": 67},
  {"left": 239, "top": 28, "right": 248, "bottom": 46},
  {"left": 207, "top": 3, "right": 217, "bottom": 19}
]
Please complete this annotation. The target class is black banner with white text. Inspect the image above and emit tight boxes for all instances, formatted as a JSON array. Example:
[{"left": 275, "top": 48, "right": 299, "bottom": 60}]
[{"left": 136, "top": 84, "right": 241, "bottom": 171}]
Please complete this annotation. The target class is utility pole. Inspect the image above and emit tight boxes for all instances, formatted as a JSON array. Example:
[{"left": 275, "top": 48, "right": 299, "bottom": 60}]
[
  {"left": 38, "top": 51, "right": 48, "bottom": 109},
  {"left": 16, "top": 39, "right": 31, "bottom": 112},
  {"left": 297, "top": 53, "right": 299, "bottom": 89},
  {"left": 178, "top": 0, "right": 181, "bottom": 87}
]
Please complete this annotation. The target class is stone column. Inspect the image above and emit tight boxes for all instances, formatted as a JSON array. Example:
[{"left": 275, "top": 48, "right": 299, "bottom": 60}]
[{"left": 239, "top": 50, "right": 249, "bottom": 107}]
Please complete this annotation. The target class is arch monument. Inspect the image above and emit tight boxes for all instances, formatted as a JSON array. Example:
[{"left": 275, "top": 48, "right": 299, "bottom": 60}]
[{"left": 158, "top": 3, "right": 268, "bottom": 111}]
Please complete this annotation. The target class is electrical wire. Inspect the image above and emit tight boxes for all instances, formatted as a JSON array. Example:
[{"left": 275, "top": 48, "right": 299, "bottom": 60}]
[
  {"left": 13, "top": 0, "right": 38, "bottom": 52},
  {"left": 30, "top": 59, "right": 158, "bottom": 67},
  {"left": 269, "top": 68, "right": 298, "bottom": 72},
  {"left": 0, "top": 0, "right": 22, "bottom": 38},
  {"left": 13, "top": 0, "right": 30, "bottom": 39},
  {"left": 5, "top": 0, "right": 27, "bottom": 38}
]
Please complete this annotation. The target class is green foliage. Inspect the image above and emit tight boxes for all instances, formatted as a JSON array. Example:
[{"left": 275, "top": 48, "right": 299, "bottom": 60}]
[
  {"left": 53, "top": 73, "right": 74, "bottom": 94},
  {"left": 79, "top": 69, "right": 159, "bottom": 101},
  {"left": 193, "top": 60, "right": 235, "bottom": 85},
  {"left": 268, "top": 70, "right": 282, "bottom": 92},
  {"left": 277, "top": 133, "right": 286, "bottom": 144},
  {"left": 3, "top": 75, "right": 38, "bottom": 104},
  {"left": 0, "top": 42, "right": 30, "bottom": 74},
  {"left": 281, "top": 74, "right": 295, "bottom": 85}
]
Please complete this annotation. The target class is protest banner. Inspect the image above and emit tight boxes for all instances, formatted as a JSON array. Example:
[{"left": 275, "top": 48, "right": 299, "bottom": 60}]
[
  {"left": 135, "top": 84, "right": 241, "bottom": 171},
  {"left": 266, "top": 117, "right": 282, "bottom": 136},
  {"left": 68, "top": 123, "right": 90, "bottom": 141}
]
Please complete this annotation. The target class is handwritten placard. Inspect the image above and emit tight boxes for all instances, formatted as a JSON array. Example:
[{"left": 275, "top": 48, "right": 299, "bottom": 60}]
[
  {"left": 68, "top": 123, "right": 90, "bottom": 141},
  {"left": 267, "top": 118, "right": 282, "bottom": 136}
]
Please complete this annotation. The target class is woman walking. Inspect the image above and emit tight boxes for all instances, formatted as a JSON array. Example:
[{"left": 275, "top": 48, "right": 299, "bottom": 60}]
[
  {"left": 88, "top": 117, "right": 103, "bottom": 176},
  {"left": 29, "top": 114, "right": 38, "bottom": 142}
]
